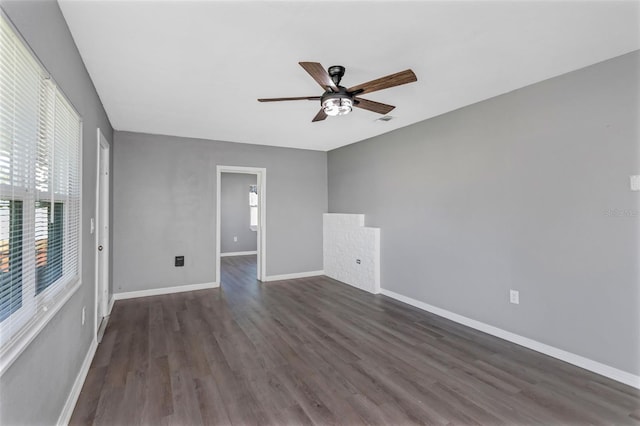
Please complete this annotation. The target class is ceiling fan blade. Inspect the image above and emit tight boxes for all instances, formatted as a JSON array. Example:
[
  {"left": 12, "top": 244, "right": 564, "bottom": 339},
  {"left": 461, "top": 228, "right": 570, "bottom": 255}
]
[
  {"left": 312, "top": 109, "right": 327, "bottom": 122},
  {"left": 258, "top": 96, "right": 321, "bottom": 102},
  {"left": 348, "top": 69, "right": 417, "bottom": 95},
  {"left": 354, "top": 98, "right": 395, "bottom": 115},
  {"left": 299, "top": 62, "right": 338, "bottom": 92}
]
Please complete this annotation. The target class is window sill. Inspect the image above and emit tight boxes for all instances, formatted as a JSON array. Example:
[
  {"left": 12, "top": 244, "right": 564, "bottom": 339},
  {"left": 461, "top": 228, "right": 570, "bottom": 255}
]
[{"left": 0, "top": 279, "right": 82, "bottom": 376}]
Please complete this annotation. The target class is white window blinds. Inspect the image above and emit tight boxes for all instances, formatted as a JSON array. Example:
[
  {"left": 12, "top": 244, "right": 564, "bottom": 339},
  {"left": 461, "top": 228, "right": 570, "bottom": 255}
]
[{"left": 0, "top": 15, "right": 81, "bottom": 359}]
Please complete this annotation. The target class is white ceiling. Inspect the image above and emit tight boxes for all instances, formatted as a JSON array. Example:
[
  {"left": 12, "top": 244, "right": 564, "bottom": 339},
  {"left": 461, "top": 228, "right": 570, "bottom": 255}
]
[{"left": 58, "top": 0, "right": 639, "bottom": 151}]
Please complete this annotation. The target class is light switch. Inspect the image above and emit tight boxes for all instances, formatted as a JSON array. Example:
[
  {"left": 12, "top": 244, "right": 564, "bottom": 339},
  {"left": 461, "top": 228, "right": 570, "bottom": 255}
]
[
  {"left": 630, "top": 175, "right": 640, "bottom": 192},
  {"left": 90, "top": 218, "right": 95, "bottom": 234}
]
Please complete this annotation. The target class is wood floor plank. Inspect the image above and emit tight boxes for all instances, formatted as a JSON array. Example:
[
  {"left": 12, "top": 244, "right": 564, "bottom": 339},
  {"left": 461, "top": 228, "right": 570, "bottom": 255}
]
[
  {"left": 71, "top": 255, "right": 640, "bottom": 425},
  {"left": 274, "top": 365, "right": 338, "bottom": 425},
  {"left": 193, "top": 376, "right": 232, "bottom": 426},
  {"left": 143, "top": 355, "right": 173, "bottom": 422}
]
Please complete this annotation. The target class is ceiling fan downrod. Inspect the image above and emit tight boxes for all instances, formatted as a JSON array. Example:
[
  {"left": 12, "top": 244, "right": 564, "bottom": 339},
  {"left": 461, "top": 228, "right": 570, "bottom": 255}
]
[{"left": 327, "top": 65, "right": 346, "bottom": 88}]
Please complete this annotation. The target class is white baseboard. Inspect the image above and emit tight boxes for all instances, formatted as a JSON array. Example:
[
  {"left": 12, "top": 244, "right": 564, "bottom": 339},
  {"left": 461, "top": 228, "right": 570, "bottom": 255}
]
[
  {"left": 113, "top": 281, "right": 219, "bottom": 301},
  {"left": 107, "top": 296, "right": 114, "bottom": 316},
  {"left": 380, "top": 289, "right": 640, "bottom": 389},
  {"left": 263, "top": 270, "right": 324, "bottom": 282},
  {"left": 57, "top": 337, "right": 98, "bottom": 426},
  {"left": 221, "top": 251, "right": 257, "bottom": 257}
]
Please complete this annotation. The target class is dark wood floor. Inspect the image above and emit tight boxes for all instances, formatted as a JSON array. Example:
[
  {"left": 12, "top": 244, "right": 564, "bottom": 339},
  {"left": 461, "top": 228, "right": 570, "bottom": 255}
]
[{"left": 71, "top": 255, "right": 640, "bottom": 425}]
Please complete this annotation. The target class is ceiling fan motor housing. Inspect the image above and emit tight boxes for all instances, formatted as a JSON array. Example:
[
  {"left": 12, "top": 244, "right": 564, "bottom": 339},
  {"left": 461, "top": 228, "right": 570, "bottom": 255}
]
[{"left": 321, "top": 86, "right": 351, "bottom": 102}]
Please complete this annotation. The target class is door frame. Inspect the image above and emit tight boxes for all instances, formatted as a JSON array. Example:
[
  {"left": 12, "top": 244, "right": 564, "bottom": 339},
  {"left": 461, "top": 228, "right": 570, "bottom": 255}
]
[
  {"left": 216, "top": 165, "right": 266, "bottom": 283},
  {"left": 94, "top": 128, "right": 110, "bottom": 338}
]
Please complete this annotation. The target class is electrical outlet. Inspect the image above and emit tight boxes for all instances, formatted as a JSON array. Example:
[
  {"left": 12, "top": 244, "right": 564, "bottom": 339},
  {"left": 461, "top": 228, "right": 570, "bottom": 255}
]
[
  {"left": 510, "top": 290, "right": 519, "bottom": 305},
  {"left": 175, "top": 256, "right": 184, "bottom": 267},
  {"left": 81, "top": 306, "right": 86, "bottom": 325},
  {"left": 233, "top": 236, "right": 238, "bottom": 242},
  {"left": 356, "top": 259, "right": 361, "bottom": 264},
  {"left": 631, "top": 175, "right": 640, "bottom": 191}
]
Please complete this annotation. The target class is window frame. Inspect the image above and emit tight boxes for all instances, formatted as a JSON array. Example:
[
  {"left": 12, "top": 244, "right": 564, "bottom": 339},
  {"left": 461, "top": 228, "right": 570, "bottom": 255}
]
[
  {"left": 249, "top": 184, "right": 258, "bottom": 232},
  {"left": 0, "top": 12, "right": 83, "bottom": 376}
]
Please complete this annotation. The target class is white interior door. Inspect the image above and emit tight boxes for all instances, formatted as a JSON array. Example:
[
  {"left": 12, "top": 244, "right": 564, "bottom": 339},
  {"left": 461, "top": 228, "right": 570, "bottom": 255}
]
[{"left": 95, "top": 129, "right": 110, "bottom": 337}]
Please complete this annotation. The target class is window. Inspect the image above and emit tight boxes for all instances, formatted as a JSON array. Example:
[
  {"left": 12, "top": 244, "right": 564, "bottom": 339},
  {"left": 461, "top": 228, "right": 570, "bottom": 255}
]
[
  {"left": 249, "top": 184, "right": 258, "bottom": 231},
  {"left": 0, "top": 16, "right": 81, "bottom": 362},
  {"left": 35, "top": 201, "right": 64, "bottom": 294},
  {"left": 0, "top": 200, "right": 23, "bottom": 322}
]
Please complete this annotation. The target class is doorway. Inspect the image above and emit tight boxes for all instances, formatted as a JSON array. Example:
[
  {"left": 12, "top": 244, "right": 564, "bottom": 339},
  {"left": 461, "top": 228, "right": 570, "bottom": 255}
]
[
  {"left": 94, "top": 128, "right": 110, "bottom": 341},
  {"left": 216, "top": 166, "right": 266, "bottom": 284}
]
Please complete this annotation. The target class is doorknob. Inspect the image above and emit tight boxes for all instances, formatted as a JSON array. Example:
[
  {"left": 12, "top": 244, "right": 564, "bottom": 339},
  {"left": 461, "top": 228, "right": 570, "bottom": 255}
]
[{"left": 98, "top": 245, "right": 103, "bottom": 251}]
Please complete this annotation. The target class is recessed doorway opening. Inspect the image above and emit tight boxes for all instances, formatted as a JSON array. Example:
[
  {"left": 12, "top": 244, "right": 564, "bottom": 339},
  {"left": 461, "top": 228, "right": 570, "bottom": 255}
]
[{"left": 216, "top": 166, "right": 266, "bottom": 284}]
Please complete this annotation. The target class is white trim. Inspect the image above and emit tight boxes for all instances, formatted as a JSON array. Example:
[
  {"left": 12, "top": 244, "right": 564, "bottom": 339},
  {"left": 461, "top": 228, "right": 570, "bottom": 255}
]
[
  {"left": 107, "top": 296, "right": 114, "bottom": 316},
  {"left": 57, "top": 337, "right": 98, "bottom": 426},
  {"left": 380, "top": 289, "right": 640, "bottom": 389},
  {"left": 94, "top": 128, "right": 110, "bottom": 340},
  {"left": 216, "top": 166, "right": 267, "bottom": 283},
  {"left": 0, "top": 280, "right": 81, "bottom": 376},
  {"left": 93, "top": 128, "right": 100, "bottom": 338},
  {"left": 113, "top": 282, "right": 219, "bottom": 301},
  {"left": 263, "top": 270, "right": 325, "bottom": 282},
  {"left": 220, "top": 251, "right": 257, "bottom": 257}
]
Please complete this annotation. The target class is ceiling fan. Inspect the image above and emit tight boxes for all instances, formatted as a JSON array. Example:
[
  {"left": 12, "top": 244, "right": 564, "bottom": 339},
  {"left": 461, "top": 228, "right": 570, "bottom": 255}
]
[{"left": 258, "top": 62, "right": 417, "bottom": 122}]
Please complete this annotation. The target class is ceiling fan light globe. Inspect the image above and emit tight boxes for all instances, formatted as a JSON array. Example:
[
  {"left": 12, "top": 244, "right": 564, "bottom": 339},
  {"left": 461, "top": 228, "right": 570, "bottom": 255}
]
[{"left": 322, "top": 97, "right": 353, "bottom": 116}]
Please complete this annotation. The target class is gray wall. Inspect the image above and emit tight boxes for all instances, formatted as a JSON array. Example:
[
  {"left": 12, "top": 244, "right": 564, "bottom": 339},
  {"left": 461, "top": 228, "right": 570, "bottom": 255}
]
[
  {"left": 0, "top": 1, "right": 114, "bottom": 425},
  {"left": 113, "top": 131, "right": 326, "bottom": 292},
  {"left": 221, "top": 173, "right": 257, "bottom": 253},
  {"left": 328, "top": 51, "right": 640, "bottom": 376}
]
